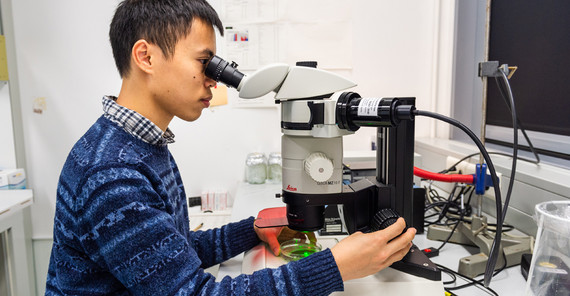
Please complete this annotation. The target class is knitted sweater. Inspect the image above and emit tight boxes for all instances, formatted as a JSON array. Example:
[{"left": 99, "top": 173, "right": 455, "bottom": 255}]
[{"left": 46, "top": 116, "right": 344, "bottom": 295}]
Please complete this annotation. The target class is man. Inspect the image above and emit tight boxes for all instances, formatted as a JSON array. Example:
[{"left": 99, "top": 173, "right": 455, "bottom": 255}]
[{"left": 46, "top": 0, "right": 415, "bottom": 295}]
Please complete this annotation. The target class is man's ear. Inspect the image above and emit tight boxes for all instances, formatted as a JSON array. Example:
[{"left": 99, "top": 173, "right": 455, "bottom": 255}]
[{"left": 131, "top": 39, "right": 155, "bottom": 74}]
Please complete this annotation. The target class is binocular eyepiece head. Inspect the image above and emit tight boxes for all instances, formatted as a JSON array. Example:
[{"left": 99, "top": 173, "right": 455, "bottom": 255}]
[{"left": 204, "top": 55, "right": 245, "bottom": 89}]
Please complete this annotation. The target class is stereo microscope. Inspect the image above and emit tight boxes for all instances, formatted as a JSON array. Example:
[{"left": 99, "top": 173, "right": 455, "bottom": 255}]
[{"left": 205, "top": 56, "right": 440, "bottom": 280}]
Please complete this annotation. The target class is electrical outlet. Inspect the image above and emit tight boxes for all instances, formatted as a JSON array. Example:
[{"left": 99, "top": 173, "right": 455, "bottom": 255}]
[
  {"left": 446, "top": 156, "right": 502, "bottom": 180},
  {"left": 446, "top": 156, "right": 476, "bottom": 175}
]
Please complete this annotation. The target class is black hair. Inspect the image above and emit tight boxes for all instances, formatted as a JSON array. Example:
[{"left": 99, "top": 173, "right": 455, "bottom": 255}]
[{"left": 109, "top": 0, "right": 224, "bottom": 78}]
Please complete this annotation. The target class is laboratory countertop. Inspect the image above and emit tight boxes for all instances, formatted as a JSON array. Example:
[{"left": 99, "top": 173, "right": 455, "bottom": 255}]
[
  {"left": 0, "top": 189, "right": 33, "bottom": 220},
  {"left": 217, "top": 182, "right": 528, "bottom": 296}
]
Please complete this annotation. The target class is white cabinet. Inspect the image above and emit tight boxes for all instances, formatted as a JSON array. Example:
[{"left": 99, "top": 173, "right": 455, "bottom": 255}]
[{"left": 0, "top": 189, "right": 34, "bottom": 296}]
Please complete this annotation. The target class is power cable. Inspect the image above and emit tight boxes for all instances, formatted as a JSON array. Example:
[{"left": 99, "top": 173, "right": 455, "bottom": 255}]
[
  {"left": 493, "top": 73, "right": 540, "bottom": 164},
  {"left": 495, "top": 69, "right": 518, "bottom": 225},
  {"left": 414, "top": 109, "right": 502, "bottom": 287},
  {"left": 436, "top": 263, "right": 501, "bottom": 296}
]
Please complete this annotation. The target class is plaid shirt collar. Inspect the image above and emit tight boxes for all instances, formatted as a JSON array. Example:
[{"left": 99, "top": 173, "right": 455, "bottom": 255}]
[{"left": 102, "top": 96, "right": 175, "bottom": 146}]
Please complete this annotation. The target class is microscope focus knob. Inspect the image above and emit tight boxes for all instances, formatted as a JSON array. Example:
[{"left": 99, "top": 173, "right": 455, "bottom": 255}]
[
  {"left": 304, "top": 152, "right": 334, "bottom": 182},
  {"left": 370, "top": 208, "right": 407, "bottom": 234}
]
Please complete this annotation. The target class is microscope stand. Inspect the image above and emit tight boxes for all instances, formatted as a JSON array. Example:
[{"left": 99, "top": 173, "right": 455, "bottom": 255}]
[
  {"left": 392, "top": 244, "right": 441, "bottom": 281},
  {"left": 426, "top": 215, "right": 533, "bottom": 278}
]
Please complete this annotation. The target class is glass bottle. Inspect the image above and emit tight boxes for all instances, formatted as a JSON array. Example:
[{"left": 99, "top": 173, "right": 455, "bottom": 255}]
[
  {"left": 245, "top": 152, "right": 267, "bottom": 184},
  {"left": 267, "top": 152, "right": 282, "bottom": 182}
]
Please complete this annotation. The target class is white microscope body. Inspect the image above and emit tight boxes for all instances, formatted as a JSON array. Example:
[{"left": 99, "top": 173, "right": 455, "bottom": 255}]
[
  {"left": 234, "top": 62, "right": 357, "bottom": 195},
  {"left": 204, "top": 55, "right": 418, "bottom": 233}
]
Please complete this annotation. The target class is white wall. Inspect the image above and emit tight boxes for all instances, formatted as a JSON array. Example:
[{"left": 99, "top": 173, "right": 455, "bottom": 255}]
[
  {"left": 0, "top": 82, "right": 16, "bottom": 169},
  {"left": 10, "top": 0, "right": 122, "bottom": 240},
  {"left": 8, "top": 0, "right": 454, "bottom": 240},
  {"left": 7, "top": 2, "right": 456, "bottom": 293}
]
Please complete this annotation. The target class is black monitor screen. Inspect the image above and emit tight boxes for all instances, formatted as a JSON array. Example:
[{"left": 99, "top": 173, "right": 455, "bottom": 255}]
[{"left": 486, "top": 0, "right": 570, "bottom": 158}]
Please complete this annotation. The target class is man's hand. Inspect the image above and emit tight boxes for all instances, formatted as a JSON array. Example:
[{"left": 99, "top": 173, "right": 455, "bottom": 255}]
[
  {"left": 331, "top": 217, "right": 415, "bottom": 281},
  {"left": 254, "top": 225, "right": 284, "bottom": 256},
  {"left": 254, "top": 224, "right": 316, "bottom": 256}
]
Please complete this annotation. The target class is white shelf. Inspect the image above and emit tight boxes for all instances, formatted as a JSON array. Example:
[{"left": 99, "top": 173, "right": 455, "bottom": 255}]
[
  {"left": 0, "top": 189, "right": 33, "bottom": 220},
  {"left": 188, "top": 209, "right": 233, "bottom": 231}
]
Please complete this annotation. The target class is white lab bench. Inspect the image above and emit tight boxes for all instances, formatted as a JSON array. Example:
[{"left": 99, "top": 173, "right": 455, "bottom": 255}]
[
  {"left": 0, "top": 189, "right": 34, "bottom": 296},
  {"left": 215, "top": 182, "right": 528, "bottom": 296},
  {"left": 215, "top": 183, "right": 444, "bottom": 295}
]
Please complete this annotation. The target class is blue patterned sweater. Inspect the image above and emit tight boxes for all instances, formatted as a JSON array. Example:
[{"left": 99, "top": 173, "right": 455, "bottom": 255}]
[{"left": 46, "top": 116, "right": 344, "bottom": 295}]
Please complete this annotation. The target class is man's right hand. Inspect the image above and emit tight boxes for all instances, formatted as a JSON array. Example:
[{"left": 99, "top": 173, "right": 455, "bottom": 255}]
[{"left": 330, "top": 217, "right": 416, "bottom": 281}]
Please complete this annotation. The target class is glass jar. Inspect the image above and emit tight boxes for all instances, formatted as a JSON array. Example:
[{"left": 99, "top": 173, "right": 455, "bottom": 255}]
[
  {"left": 245, "top": 152, "right": 267, "bottom": 184},
  {"left": 267, "top": 152, "right": 282, "bottom": 182}
]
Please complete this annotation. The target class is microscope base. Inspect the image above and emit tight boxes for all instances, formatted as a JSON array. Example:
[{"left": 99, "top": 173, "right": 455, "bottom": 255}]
[
  {"left": 391, "top": 244, "right": 441, "bottom": 281},
  {"left": 427, "top": 216, "right": 533, "bottom": 278}
]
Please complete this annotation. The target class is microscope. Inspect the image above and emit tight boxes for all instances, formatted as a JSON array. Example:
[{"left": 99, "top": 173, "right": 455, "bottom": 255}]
[{"left": 205, "top": 56, "right": 441, "bottom": 281}]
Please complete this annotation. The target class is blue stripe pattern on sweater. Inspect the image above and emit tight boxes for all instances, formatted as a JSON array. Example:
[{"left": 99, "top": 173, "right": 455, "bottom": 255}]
[{"left": 46, "top": 116, "right": 344, "bottom": 295}]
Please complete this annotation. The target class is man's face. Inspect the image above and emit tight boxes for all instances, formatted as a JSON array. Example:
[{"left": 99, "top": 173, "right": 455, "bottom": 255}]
[{"left": 149, "top": 19, "right": 217, "bottom": 122}]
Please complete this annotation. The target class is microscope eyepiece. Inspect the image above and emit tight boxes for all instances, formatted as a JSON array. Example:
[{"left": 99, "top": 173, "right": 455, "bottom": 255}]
[{"left": 204, "top": 55, "right": 245, "bottom": 89}]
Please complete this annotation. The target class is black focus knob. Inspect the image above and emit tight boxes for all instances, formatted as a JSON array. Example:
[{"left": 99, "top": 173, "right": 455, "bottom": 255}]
[
  {"left": 370, "top": 208, "right": 400, "bottom": 232},
  {"left": 296, "top": 61, "right": 318, "bottom": 68},
  {"left": 369, "top": 208, "right": 408, "bottom": 238}
]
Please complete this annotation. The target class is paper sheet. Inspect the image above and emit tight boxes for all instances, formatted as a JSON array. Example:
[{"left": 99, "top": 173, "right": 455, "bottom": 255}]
[{"left": 218, "top": 0, "right": 354, "bottom": 107}]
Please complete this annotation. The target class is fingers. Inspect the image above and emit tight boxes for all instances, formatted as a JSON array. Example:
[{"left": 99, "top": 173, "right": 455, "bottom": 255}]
[
  {"left": 280, "top": 227, "right": 302, "bottom": 241},
  {"left": 383, "top": 218, "right": 407, "bottom": 240},
  {"left": 368, "top": 221, "right": 415, "bottom": 257},
  {"left": 383, "top": 242, "right": 413, "bottom": 268},
  {"left": 254, "top": 225, "right": 284, "bottom": 256},
  {"left": 279, "top": 227, "right": 317, "bottom": 245},
  {"left": 331, "top": 229, "right": 414, "bottom": 281},
  {"left": 266, "top": 232, "right": 281, "bottom": 256},
  {"left": 385, "top": 227, "right": 416, "bottom": 254},
  {"left": 292, "top": 230, "right": 305, "bottom": 240},
  {"left": 306, "top": 231, "right": 317, "bottom": 243},
  {"left": 395, "top": 227, "right": 416, "bottom": 245}
]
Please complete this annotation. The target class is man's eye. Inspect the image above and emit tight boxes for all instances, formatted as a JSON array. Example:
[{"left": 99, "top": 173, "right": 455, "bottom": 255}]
[{"left": 199, "top": 58, "right": 212, "bottom": 72}]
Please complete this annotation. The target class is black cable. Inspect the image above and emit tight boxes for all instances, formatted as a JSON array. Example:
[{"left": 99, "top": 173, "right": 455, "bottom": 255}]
[
  {"left": 441, "top": 151, "right": 539, "bottom": 176},
  {"left": 424, "top": 193, "right": 515, "bottom": 231},
  {"left": 423, "top": 184, "right": 475, "bottom": 227},
  {"left": 436, "top": 264, "right": 499, "bottom": 296},
  {"left": 486, "top": 223, "right": 514, "bottom": 232},
  {"left": 424, "top": 213, "right": 439, "bottom": 220},
  {"left": 437, "top": 209, "right": 465, "bottom": 251},
  {"left": 433, "top": 185, "right": 473, "bottom": 251},
  {"left": 465, "top": 185, "right": 475, "bottom": 206},
  {"left": 415, "top": 109, "right": 502, "bottom": 287},
  {"left": 425, "top": 203, "right": 514, "bottom": 232},
  {"left": 427, "top": 187, "right": 510, "bottom": 292},
  {"left": 492, "top": 250, "right": 509, "bottom": 278},
  {"left": 494, "top": 74, "right": 540, "bottom": 164},
  {"left": 423, "top": 212, "right": 440, "bottom": 225},
  {"left": 425, "top": 202, "right": 452, "bottom": 212},
  {"left": 495, "top": 70, "right": 518, "bottom": 226},
  {"left": 445, "top": 252, "right": 508, "bottom": 292},
  {"left": 440, "top": 268, "right": 457, "bottom": 285},
  {"left": 438, "top": 184, "right": 460, "bottom": 222}
]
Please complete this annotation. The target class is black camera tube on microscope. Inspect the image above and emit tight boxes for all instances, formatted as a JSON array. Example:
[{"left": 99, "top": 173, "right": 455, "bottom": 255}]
[{"left": 336, "top": 92, "right": 415, "bottom": 131}]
